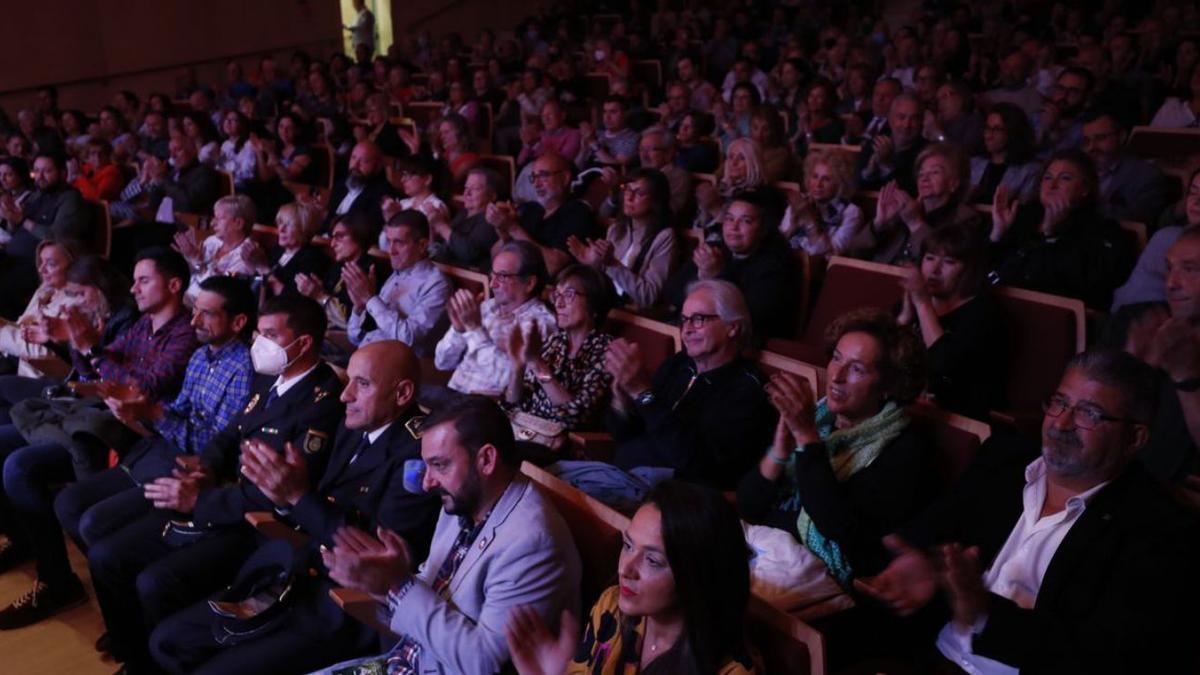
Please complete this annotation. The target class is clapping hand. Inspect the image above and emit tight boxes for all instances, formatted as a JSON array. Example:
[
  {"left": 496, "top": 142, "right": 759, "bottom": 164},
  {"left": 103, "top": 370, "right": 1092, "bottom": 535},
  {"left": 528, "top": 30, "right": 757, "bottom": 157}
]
[
  {"left": 321, "top": 526, "right": 414, "bottom": 601},
  {"left": 239, "top": 439, "right": 309, "bottom": 507},
  {"left": 447, "top": 288, "right": 483, "bottom": 332},
  {"left": 504, "top": 323, "right": 543, "bottom": 367},
  {"left": 604, "top": 338, "right": 650, "bottom": 398},
  {"left": 341, "top": 262, "right": 377, "bottom": 312},
  {"left": 1039, "top": 193, "right": 1072, "bottom": 236},
  {"left": 764, "top": 372, "right": 819, "bottom": 446},
  {"left": 853, "top": 535, "right": 939, "bottom": 616},
  {"left": 693, "top": 244, "right": 724, "bottom": 279},
  {"left": 505, "top": 606, "right": 580, "bottom": 675},
  {"left": 294, "top": 272, "right": 325, "bottom": 300},
  {"left": 172, "top": 227, "right": 203, "bottom": 263},
  {"left": 990, "top": 184, "right": 1019, "bottom": 242},
  {"left": 143, "top": 457, "right": 212, "bottom": 513}
]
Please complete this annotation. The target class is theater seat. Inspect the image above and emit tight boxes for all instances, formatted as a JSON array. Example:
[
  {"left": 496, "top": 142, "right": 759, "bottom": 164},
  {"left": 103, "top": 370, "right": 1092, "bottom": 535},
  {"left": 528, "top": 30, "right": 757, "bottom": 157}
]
[
  {"left": 747, "top": 595, "right": 826, "bottom": 675},
  {"left": 603, "top": 309, "right": 680, "bottom": 375},
  {"left": 906, "top": 402, "right": 991, "bottom": 487},
  {"left": 521, "top": 462, "right": 627, "bottom": 608},
  {"left": 768, "top": 256, "right": 904, "bottom": 363},
  {"left": 992, "top": 286, "right": 1085, "bottom": 437}
]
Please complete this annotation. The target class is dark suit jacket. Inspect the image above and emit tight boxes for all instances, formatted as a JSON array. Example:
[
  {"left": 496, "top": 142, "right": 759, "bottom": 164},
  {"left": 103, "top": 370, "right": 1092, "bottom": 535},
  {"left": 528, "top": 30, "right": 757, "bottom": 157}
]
[
  {"left": 267, "top": 244, "right": 332, "bottom": 298},
  {"left": 323, "top": 172, "right": 396, "bottom": 238},
  {"left": 193, "top": 363, "right": 344, "bottom": 529},
  {"left": 289, "top": 408, "right": 439, "bottom": 560},
  {"left": 149, "top": 161, "right": 222, "bottom": 216},
  {"left": 900, "top": 433, "right": 1200, "bottom": 673}
]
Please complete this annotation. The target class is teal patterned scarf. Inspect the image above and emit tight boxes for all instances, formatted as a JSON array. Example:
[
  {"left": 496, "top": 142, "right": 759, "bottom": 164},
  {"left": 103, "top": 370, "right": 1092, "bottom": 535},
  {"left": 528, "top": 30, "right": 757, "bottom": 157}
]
[{"left": 781, "top": 398, "right": 909, "bottom": 586}]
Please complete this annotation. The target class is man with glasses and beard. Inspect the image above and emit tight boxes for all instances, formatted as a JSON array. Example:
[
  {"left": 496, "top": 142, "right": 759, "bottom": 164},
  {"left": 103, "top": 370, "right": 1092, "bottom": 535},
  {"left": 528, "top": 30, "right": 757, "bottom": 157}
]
[
  {"left": 857, "top": 350, "right": 1200, "bottom": 673},
  {"left": 315, "top": 396, "right": 581, "bottom": 675},
  {"left": 486, "top": 152, "right": 600, "bottom": 275}
]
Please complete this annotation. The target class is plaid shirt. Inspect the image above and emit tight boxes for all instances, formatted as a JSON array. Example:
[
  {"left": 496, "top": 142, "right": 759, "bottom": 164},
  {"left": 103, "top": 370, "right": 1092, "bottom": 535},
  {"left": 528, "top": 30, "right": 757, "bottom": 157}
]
[
  {"left": 154, "top": 339, "right": 253, "bottom": 454},
  {"left": 74, "top": 312, "right": 199, "bottom": 403},
  {"left": 385, "top": 513, "right": 490, "bottom": 675}
]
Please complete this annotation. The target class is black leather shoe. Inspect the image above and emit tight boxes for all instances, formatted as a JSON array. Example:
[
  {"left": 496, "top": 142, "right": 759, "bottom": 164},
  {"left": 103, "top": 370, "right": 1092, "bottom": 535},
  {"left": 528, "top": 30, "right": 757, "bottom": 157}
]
[{"left": 0, "top": 575, "right": 87, "bottom": 629}]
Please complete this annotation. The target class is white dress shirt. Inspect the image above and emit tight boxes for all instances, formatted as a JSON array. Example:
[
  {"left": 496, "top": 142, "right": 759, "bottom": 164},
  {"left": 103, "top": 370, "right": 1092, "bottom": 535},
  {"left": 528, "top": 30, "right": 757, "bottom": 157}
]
[
  {"left": 348, "top": 258, "right": 451, "bottom": 357},
  {"left": 935, "top": 458, "right": 1109, "bottom": 674}
]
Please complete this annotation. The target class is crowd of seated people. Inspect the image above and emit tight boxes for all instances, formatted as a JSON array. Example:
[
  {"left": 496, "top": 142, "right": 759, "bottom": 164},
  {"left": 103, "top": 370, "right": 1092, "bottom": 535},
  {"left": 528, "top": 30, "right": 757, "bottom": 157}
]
[{"left": 0, "top": 0, "right": 1199, "bottom": 672}]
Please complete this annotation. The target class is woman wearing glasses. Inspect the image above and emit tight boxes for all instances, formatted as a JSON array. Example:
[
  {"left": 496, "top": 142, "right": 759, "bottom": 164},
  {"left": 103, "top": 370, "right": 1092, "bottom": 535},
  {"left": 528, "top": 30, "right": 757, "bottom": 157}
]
[
  {"left": 967, "top": 102, "right": 1040, "bottom": 205},
  {"left": 294, "top": 213, "right": 388, "bottom": 332},
  {"left": 738, "top": 308, "right": 936, "bottom": 601},
  {"left": 502, "top": 264, "right": 615, "bottom": 462},
  {"left": 567, "top": 168, "right": 679, "bottom": 309}
]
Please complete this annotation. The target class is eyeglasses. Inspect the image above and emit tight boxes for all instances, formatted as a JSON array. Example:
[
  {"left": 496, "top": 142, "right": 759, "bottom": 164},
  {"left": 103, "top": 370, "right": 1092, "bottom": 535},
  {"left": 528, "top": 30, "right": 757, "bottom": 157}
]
[
  {"left": 489, "top": 270, "right": 525, "bottom": 282},
  {"left": 330, "top": 231, "right": 352, "bottom": 240},
  {"left": 551, "top": 288, "right": 580, "bottom": 303},
  {"left": 530, "top": 170, "right": 564, "bottom": 182},
  {"left": 679, "top": 313, "right": 720, "bottom": 329},
  {"left": 622, "top": 185, "right": 651, "bottom": 198},
  {"left": 1041, "top": 395, "right": 1131, "bottom": 430}
]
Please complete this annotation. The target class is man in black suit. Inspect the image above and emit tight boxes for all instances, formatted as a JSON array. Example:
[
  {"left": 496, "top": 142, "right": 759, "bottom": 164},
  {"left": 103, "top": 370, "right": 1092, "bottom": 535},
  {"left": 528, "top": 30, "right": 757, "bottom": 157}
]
[
  {"left": 858, "top": 349, "right": 1200, "bottom": 673},
  {"left": 323, "top": 140, "right": 395, "bottom": 239},
  {"left": 88, "top": 295, "right": 344, "bottom": 673},
  {"left": 150, "top": 339, "right": 440, "bottom": 673}
]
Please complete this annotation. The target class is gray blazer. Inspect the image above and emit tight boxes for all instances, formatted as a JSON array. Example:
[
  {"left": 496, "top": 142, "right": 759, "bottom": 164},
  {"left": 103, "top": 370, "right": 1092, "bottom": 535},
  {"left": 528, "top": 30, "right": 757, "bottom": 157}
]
[
  {"left": 387, "top": 475, "right": 582, "bottom": 674},
  {"left": 969, "top": 157, "right": 1041, "bottom": 204}
]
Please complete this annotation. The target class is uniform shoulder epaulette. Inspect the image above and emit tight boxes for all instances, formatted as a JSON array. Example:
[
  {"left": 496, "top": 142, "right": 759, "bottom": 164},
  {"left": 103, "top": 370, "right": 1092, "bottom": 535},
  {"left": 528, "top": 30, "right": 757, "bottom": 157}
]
[{"left": 405, "top": 415, "right": 425, "bottom": 440}]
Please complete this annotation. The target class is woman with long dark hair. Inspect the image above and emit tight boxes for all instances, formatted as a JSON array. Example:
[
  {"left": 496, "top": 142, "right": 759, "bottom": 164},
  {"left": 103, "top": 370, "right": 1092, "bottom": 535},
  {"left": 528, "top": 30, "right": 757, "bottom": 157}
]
[
  {"left": 507, "top": 480, "right": 759, "bottom": 674},
  {"left": 568, "top": 168, "right": 679, "bottom": 308}
]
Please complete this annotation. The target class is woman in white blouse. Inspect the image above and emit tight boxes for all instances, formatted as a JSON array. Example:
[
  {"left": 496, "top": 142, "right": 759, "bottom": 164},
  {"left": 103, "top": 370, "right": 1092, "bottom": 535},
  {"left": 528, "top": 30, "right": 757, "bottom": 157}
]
[
  {"left": 780, "top": 148, "right": 870, "bottom": 258},
  {"left": 174, "top": 194, "right": 261, "bottom": 302},
  {"left": 218, "top": 110, "right": 258, "bottom": 187},
  {"left": 0, "top": 239, "right": 79, "bottom": 377},
  {"left": 568, "top": 168, "right": 679, "bottom": 308}
]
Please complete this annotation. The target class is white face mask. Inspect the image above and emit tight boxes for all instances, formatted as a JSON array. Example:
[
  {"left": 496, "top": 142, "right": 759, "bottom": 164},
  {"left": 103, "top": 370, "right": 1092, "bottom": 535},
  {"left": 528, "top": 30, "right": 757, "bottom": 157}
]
[{"left": 250, "top": 334, "right": 301, "bottom": 375}]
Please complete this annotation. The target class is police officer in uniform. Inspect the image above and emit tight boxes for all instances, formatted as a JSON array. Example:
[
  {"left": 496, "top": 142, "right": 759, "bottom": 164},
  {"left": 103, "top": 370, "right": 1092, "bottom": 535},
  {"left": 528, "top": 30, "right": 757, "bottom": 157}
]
[
  {"left": 151, "top": 340, "right": 441, "bottom": 674},
  {"left": 88, "top": 295, "right": 344, "bottom": 674}
]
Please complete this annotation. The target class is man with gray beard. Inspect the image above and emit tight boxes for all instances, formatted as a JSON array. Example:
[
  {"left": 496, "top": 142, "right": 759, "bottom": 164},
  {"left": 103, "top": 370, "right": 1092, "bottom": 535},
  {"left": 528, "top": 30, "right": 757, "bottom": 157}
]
[{"left": 858, "top": 350, "right": 1200, "bottom": 673}]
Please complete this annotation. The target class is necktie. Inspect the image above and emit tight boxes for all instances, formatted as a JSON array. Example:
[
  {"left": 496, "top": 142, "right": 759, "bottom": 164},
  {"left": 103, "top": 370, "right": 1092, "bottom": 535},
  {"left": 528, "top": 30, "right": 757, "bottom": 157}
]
[
  {"left": 264, "top": 386, "right": 279, "bottom": 409},
  {"left": 348, "top": 434, "right": 370, "bottom": 466}
]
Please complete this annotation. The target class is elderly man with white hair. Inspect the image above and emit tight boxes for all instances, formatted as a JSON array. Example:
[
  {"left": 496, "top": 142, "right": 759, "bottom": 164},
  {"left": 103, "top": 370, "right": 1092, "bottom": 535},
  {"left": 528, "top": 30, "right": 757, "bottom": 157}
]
[{"left": 548, "top": 279, "right": 777, "bottom": 511}]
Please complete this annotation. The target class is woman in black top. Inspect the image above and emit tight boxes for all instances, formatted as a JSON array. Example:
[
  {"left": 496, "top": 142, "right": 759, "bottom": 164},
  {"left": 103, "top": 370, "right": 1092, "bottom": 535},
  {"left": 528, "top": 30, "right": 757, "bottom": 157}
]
[
  {"left": 898, "top": 223, "right": 1008, "bottom": 420},
  {"left": 990, "top": 149, "right": 1137, "bottom": 310},
  {"left": 294, "top": 212, "right": 387, "bottom": 332}
]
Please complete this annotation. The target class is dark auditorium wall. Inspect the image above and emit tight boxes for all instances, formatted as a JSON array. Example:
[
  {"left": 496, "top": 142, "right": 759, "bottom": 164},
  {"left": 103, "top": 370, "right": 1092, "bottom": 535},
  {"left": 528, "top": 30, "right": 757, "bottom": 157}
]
[
  {"left": 0, "top": 0, "right": 538, "bottom": 114},
  {"left": 0, "top": 0, "right": 341, "bottom": 111}
]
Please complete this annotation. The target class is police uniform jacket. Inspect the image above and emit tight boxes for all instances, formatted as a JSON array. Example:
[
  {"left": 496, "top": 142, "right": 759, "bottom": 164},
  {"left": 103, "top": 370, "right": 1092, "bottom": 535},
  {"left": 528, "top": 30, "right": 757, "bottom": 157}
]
[{"left": 193, "top": 362, "right": 344, "bottom": 530}]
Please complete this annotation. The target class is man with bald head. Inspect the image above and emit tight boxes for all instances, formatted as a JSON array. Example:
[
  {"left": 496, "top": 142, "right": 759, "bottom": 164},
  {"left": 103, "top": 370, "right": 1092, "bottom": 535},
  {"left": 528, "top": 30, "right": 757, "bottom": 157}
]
[
  {"left": 324, "top": 140, "right": 397, "bottom": 238},
  {"left": 487, "top": 152, "right": 600, "bottom": 274},
  {"left": 151, "top": 340, "right": 440, "bottom": 673}
]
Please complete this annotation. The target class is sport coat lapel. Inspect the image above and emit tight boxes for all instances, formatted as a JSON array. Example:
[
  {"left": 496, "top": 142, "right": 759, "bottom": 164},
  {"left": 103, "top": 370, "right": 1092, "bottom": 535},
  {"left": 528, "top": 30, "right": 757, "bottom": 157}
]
[
  {"left": 447, "top": 477, "right": 530, "bottom": 594},
  {"left": 1035, "top": 472, "right": 1129, "bottom": 608}
]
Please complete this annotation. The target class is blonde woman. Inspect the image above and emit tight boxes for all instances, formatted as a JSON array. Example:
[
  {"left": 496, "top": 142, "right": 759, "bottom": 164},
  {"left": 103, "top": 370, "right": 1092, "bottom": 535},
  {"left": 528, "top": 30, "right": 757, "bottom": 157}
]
[
  {"left": 693, "top": 138, "right": 769, "bottom": 238},
  {"left": 0, "top": 239, "right": 79, "bottom": 377},
  {"left": 247, "top": 202, "right": 331, "bottom": 297},
  {"left": 780, "top": 148, "right": 871, "bottom": 257}
]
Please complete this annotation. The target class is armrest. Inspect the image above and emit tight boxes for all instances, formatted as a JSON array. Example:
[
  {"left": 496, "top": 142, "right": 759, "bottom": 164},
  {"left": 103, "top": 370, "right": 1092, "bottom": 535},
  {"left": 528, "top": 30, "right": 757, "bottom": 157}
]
[
  {"left": 329, "top": 587, "right": 395, "bottom": 636},
  {"left": 244, "top": 511, "right": 311, "bottom": 548},
  {"left": 26, "top": 356, "right": 71, "bottom": 380},
  {"left": 568, "top": 431, "right": 616, "bottom": 463}
]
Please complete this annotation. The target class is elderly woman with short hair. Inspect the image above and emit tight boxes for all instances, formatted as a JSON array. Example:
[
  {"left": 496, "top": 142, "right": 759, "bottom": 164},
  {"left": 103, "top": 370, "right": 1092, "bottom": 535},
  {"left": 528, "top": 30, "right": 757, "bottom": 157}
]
[
  {"left": 780, "top": 148, "right": 871, "bottom": 257},
  {"left": 175, "top": 194, "right": 261, "bottom": 302},
  {"left": 872, "top": 142, "right": 983, "bottom": 265}
]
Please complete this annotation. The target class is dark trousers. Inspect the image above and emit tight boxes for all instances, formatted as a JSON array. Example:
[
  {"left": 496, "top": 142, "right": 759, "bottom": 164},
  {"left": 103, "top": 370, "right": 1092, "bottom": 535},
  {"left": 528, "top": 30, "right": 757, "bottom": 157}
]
[
  {"left": 0, "top": 424, "right": 38, "bottom": 542},
  {"left": 2, "top": 440, "right": 77, "bottom": 584},
  {"left": 150, "top": 580, "right": 371, "bottom": 675},
  {"left": 88, "top": 514, "right": 255, "bottom": 670},
  {"left": 0, "top": 375, "right": 54, "bottom": 425},
  {"left": 54, "top": 466, "right": 146, "bottom": 549}
]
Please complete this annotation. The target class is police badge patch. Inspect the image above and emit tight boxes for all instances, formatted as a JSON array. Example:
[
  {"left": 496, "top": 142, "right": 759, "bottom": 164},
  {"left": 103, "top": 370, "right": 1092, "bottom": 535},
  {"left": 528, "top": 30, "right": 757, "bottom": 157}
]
[{"left": 303, "top": 429, "right": 329, "bottom": 454}]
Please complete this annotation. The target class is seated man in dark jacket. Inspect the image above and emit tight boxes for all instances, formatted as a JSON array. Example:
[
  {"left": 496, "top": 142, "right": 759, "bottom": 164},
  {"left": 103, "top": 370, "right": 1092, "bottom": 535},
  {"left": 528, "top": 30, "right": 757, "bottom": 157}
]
[
  {"left": 323, "top": 140, "right": 396, "bottom": 239},
  {"left": 663, "top": 186, "right": 796, "bottom": 341},
  {"left": 549, "top": 280, "right": 775, "bottom": 512},
  {"left": 859, "top": 350, "right": 1200, "bottom": 674},
  {"left": 150, "top": 340, "right": 440, "bottom": 674}
]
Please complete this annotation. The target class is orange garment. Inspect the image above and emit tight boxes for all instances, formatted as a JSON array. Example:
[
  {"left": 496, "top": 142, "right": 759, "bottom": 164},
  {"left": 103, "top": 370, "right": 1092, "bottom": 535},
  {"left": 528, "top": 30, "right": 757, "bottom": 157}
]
[{"left": 74, "top": 163, "right": 125, "bottom": 201}]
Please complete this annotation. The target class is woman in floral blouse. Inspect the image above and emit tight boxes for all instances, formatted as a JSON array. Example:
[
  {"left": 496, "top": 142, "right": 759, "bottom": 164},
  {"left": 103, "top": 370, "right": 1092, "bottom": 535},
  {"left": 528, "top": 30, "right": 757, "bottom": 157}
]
[{"left": 503, "top": 264, "right": 615, "bottom": 453}]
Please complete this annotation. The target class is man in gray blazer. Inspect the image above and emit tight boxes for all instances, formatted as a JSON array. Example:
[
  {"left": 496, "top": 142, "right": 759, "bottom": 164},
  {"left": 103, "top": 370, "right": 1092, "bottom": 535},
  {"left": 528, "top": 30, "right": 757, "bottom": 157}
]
[{"left": 320, "top": 395, "right": 582, "bottom": 675}]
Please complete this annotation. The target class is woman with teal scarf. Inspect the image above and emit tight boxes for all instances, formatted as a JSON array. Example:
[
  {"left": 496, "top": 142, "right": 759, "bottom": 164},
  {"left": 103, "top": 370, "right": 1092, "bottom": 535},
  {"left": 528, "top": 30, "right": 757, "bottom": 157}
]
[{"left": 737, "top": 308, "right": 938, "bottom": 588}]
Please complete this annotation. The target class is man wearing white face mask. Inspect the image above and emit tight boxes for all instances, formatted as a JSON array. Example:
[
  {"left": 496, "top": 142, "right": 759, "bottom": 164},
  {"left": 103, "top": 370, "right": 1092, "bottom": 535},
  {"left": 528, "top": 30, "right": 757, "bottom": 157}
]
[{"left": 85, "top": 294, "right": 345, "bottom": 673}]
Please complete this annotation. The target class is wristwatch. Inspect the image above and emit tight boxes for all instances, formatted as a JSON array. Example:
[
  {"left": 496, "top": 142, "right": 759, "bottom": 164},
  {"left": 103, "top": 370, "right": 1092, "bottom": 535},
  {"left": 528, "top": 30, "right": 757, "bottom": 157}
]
[{"left": 634, "top": 389, "right": 655, "bottom": 406}]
